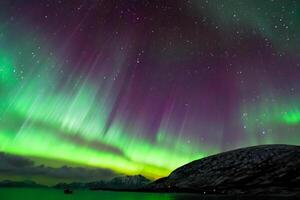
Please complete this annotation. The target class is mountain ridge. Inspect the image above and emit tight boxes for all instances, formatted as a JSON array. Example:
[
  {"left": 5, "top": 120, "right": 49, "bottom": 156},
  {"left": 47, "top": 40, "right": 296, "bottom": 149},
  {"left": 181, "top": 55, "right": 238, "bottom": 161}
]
[
  {"left": 54, "top": 174, "right": 151, "bottom": 190},
  {"left": 145, "top": 144, "right": 300, "bottom": 195}
]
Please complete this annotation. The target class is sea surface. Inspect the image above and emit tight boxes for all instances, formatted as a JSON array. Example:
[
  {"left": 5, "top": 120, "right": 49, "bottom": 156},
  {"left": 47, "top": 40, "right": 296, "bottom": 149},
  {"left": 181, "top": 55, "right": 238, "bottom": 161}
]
[{"left": 0, "top": 188, "right": 296, "bottom": 200}]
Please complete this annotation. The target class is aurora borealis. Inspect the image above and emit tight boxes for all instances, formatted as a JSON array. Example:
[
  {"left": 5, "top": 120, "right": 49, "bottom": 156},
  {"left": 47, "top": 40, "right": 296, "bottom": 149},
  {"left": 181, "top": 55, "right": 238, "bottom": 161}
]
[{"left": 1, "top": 0, "right": 300, "bottom": 184}]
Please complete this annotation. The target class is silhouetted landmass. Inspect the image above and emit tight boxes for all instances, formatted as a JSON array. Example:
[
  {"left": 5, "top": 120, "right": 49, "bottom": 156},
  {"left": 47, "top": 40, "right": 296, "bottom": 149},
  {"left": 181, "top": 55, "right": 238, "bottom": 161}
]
[
  {"left": 54, "top": 175, "right": 151, "bottom": 190},
  {"left": 54, "top": 182, "right": 87, "bottom": 190},
  {"left": 145, "top": 144, "right": 300, "bottom": 196},
  {"left": 0, "top": 180, "right": 46, "bottom": 188},
  {"left": 2, "top": 144, "right": 300, "bottom": 197}
]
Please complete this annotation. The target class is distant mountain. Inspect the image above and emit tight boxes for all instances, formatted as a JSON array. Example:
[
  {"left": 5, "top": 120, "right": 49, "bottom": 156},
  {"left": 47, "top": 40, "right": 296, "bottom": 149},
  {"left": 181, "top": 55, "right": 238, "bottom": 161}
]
[
  {"left": 0, "top": 180, "right": 46, "bottom": 188},
  {"left": 54, "top": 182, "right": 88, "bottom": 190},
  {"left": 107, "top": 174, "right": 151, "bottom": 189},
  {"left": 54, "top": 175, "right": 151, "bottom": 190},
  {"left": 145, "top": 145, "right": 300, "bottom": 195}
]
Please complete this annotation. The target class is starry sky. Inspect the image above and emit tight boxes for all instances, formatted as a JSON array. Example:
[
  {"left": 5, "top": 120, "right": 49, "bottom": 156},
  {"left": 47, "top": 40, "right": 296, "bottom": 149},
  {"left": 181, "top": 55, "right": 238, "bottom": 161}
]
[{"left": 0, "top": 0, "right": 300, "bottom": 184}]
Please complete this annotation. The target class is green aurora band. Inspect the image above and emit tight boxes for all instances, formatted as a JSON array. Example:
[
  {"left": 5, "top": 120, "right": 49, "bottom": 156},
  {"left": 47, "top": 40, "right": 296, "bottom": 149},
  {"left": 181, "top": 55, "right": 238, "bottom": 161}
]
[{"left": 0, "top": 23, "right": 216, "bottom": 180}]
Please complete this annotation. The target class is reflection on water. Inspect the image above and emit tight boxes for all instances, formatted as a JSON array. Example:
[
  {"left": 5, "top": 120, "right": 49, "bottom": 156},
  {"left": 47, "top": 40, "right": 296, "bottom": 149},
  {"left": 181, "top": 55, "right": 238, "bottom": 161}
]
[
  {"left": 1, "top": 188, "right": 172, "bottom": 200},
  {"left": 0, "top": 188, "right": 296, "bottom": 200}
]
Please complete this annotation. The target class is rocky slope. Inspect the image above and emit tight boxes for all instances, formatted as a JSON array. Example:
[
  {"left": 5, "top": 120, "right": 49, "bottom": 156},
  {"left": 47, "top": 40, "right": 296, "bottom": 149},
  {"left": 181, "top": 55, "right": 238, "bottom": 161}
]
[
  {"left": 105, "top": 174, "right": 151, "bottom": 189},
  {"left": 146, "top": 144, "right": 300, "bottom": 195}
]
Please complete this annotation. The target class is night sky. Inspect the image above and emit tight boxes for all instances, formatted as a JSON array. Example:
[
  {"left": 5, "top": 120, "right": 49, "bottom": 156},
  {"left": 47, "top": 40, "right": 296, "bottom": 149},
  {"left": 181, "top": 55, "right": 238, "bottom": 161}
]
[{"left": 0, "top": 0, "right": 300, "bottom": 184}]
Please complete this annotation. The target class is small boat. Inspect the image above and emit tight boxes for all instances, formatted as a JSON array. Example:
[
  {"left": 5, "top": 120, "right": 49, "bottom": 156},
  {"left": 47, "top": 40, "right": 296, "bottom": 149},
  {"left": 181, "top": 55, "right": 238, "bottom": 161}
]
[{"left": 64, "top": 189, "right": 73, "bottom": 194}]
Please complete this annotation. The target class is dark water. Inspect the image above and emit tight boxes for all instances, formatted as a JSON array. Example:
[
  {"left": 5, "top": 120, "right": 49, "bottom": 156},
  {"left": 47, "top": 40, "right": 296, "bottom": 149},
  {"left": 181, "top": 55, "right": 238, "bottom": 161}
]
[
  {"left": 0, "top": 188, "right": 296, "bottom": 200},
  {"left": 1, "top": 188, "right": 173, "bottom": 200}
]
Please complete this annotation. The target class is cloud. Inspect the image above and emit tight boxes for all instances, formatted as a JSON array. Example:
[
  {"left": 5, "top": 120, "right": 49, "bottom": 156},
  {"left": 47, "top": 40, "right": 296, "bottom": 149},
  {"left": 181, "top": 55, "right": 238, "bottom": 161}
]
[
  {"left": 0, "top": 152, "right": 118, "bottom": 182},
  {"left": 0, "top": 153, "right": 34, "bottom": 169},
  {"left": 59, "top": 134, "right": 126, "bottom": 157}
]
